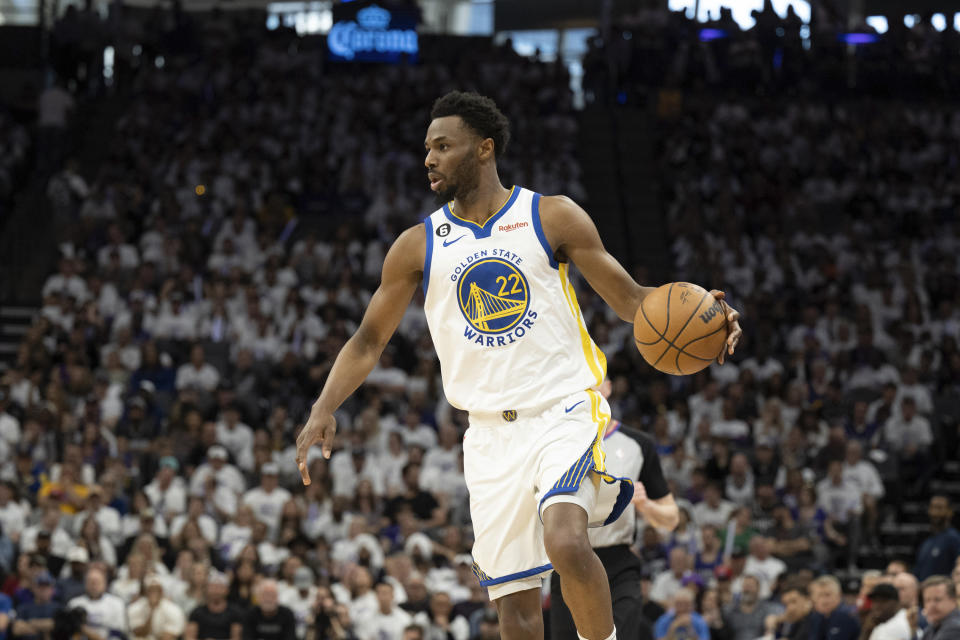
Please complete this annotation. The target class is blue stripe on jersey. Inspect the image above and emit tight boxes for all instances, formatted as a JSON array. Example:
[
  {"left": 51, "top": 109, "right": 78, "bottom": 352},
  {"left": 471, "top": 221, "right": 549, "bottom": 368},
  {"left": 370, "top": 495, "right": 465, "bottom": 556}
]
[
  {"left": 604, "top": 474, "right": 636, "bottom": 525},
  {"left": 423, "top": 217, "right": 434, "bottom": 296},
  {"left": 538, "top": 446, "right": 595, "bottom": 519},
  {"left": 475, "top": 562, "right": 553, "bottom": 587},
  {"left": 531, "top": 192, "right": 559, "bottom": 269},
  {"left": 442, "top": 185, "right": 521, "bottom": 239}
]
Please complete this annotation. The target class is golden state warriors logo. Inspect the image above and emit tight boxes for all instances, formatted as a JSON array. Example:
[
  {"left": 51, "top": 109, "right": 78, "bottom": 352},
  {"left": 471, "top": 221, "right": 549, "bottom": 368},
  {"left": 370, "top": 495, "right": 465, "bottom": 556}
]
[
  {"left": 458, "top": 258, "right": 530, "bottom": 334},
  {"left": 449, "top": 251, "right": 539, "bottom": 348}
]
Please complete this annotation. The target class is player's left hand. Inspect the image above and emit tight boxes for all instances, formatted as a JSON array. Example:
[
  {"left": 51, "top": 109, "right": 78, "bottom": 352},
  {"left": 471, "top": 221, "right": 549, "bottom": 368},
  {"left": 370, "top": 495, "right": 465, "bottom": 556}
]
[
  {"left": 631, "top": 481, "right": 648, "bottom": 512},
  {"left": 709, "top": 290, "right": 742, "bottom": 364}
]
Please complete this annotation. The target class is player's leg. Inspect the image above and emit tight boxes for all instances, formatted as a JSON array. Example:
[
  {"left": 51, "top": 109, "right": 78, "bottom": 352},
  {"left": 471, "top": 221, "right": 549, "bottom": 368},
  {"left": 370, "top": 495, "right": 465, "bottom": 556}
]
[
  {"left": 494, "top": 587, "right": 544, "bottom": 640},
  {"left": 548, "top": 572, "right": 580, "bottom": 640},
  {"left": 542, "top": 502, "right": 614, "bottom": 640}
]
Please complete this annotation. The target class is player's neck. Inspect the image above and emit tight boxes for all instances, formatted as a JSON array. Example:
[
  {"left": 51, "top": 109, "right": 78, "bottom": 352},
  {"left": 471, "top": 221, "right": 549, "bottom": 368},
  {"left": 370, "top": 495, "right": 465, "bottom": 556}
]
[{"left": 451, "top": 177, "right": 511, "bottom": 225}]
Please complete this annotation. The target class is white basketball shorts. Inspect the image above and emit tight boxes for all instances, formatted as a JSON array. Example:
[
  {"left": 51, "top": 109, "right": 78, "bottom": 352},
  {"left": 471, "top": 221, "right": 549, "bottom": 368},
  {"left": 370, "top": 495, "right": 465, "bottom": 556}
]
[{"left": 463, "top": 388, "right": 634, "bottom": 600}]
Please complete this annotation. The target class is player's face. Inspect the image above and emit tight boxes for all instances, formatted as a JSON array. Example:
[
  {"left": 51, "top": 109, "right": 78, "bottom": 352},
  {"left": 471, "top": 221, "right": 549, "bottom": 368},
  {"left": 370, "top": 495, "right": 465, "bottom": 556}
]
[{"left": 425, "top": 116, "right": 481, "bottom": 203}]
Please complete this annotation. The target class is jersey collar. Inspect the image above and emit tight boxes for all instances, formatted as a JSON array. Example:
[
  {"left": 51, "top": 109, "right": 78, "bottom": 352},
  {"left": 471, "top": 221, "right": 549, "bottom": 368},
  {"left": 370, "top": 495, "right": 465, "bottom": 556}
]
[{"left": 442, "top": 186, "right": 520, "bottom": 239}]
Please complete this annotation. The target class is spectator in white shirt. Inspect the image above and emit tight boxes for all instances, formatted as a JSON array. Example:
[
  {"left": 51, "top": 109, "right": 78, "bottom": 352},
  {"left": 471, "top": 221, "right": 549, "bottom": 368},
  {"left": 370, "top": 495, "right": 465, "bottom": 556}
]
[
  {"left": 219, "top": 507, "right": 255, "bottom": 562},
  {"left": 170, "top": 496, "right": 219, "bottom": 545},
  {"left": 711, "top": 399, "right": 750, "bottom": 440},
  {"left": 725, "top": 453, "right": 756, "bottom": 507},
  {"left": 356, "top": 581, "right": 412, "bottom": 640},
  {"left": 816, "top": 460, "right": 863, "bottom": 569},
  {"left": 69, "top": 566, "right": 129, "bottom": 638},
  {"left": 0, "top": 481, "right": 27, "bottom": 543},
  {"left": 344, "top": 566, "right": 378, "bottom": 623},
  {"left": 214, "top": 212, "right": 257, "bottom": 254},
  {"left": 420, "top": 425, "right": 461, "bottom": 493},
  {"left": 216, "top": 405, "right": 254, "bottom": 468},
  {"left": 883, "top": 397, "right": 933, "bottom": 454},
  {"left": 742, "top": 536, "right": 786, "bottom": 599},
  {"left": 331, "top": 440, "right": 386, "bottom": 499},
  {"left": 100, "top": 326, "right": 141, "bottom": 373},
  {"left": 150, "top": 293, "right": 197, "bottom": 342},
  {"left": 96, "top": 224, "right": 140, "bottom": 271},
  {"left": 279, "top": 567, "right": 318, "bottom": 639},
  {"left": 688, "top": 381, "right": 723, "bottom": 429},
  {"left": 0, "top": 391, "right": 19, "bottom": 452},
  {"left": 207, "top": 237, "right": 247, "bottom": 276},
  {"left": 331, "top": 520, "right": 386, "bottom": 574},
  {"left": 144, "top": 457, "right": 188, "bottom": 522},
  {"left": 842, "top": 441, "right": 884, "bottom": 545},
  {"left": 20, "top": 504, "right": 73, "bottom": 557},
  {"left": 42, "top": 257, "right": 89, "bottom": 303},
  {"left": 693, "top": 483, "right": 735, "bottom": 530},
  {"left": 894, "top": 368, "right": 933, "bottom": 416},
  {"left": 862, "top": 583, "right": 912, "bottom": 640},
  {"left": 650, "top": 547, "right": 693, "bottom": 607},
  {"left": 398, "top": 410, "right": 437, "bottom": 451},
  {"left": 189, "top": 446, "right": 247, "bottom": 497},
  {"left": 175, "top": 344, "right": 221, "bottom": 393},
  {"left": 128, "top": 574, "right": 187, "bottom": 640},
  {"left": 365, "top": 351, "right": 408, "bottom": 395},
  {"left": 242, "top": 463, "right": 291, "bottom": 540},
  {"left": 414, "top": 591, "right": 470, "bottom": 640}
]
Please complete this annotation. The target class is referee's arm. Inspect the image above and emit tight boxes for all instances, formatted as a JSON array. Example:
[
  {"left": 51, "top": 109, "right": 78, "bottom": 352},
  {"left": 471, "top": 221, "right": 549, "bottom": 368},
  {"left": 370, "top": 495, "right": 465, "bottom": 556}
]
[{"left": 623, "top": 426, "right": 680, "bottom": 531}]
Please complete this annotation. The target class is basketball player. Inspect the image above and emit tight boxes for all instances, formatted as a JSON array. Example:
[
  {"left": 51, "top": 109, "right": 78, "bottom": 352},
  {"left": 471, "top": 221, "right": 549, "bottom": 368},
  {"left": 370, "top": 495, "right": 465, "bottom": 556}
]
[
  {"left": 550, "top": 378, "right": 677, "bottom": 640},
  {"left": 295, "top": 92, "right": 742, "bottom": 640}
]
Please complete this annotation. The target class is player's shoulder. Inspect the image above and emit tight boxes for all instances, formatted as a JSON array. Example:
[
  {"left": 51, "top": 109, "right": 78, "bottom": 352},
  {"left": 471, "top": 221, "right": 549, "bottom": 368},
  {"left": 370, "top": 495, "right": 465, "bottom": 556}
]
[
  {"left": 537, "top": 194, "right": 582, "bottom": 218},
  {"left": 396, "top": 221, "right": 428, "bottom": 247},
  {"left": 384, "top": 222, "right": 428, "bottom": 273},
  {"left": 537, "top": 194, "right": 597, "bottom": 242}
]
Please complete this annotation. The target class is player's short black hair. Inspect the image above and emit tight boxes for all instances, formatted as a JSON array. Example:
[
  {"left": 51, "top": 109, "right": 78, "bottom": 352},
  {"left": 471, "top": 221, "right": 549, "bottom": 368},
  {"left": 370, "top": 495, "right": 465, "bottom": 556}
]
[{"left": 430, "top": 91, "right": 510, "bottom": 158}]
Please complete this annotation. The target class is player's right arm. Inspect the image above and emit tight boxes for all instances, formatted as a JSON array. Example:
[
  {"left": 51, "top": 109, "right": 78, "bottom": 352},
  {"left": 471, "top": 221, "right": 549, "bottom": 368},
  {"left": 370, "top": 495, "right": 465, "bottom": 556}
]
[{"left": 296, "top": 225, "right": 426, "bottom": 484}]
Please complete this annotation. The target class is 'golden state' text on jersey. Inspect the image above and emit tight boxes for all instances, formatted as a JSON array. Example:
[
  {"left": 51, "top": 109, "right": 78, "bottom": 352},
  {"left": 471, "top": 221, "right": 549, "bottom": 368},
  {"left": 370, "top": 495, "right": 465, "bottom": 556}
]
[{"left": 421, "top": 186, "right": 607, "bottom": 413}]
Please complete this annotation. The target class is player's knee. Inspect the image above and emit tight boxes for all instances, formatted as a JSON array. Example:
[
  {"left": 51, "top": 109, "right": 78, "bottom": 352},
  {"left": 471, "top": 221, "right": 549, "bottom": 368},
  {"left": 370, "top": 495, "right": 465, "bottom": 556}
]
[
  {"left": 496, "top": 598, "right": 543, "bottom": 639},
  {"left": 543, "top": 521, "right": 591, "bottom": 574}
]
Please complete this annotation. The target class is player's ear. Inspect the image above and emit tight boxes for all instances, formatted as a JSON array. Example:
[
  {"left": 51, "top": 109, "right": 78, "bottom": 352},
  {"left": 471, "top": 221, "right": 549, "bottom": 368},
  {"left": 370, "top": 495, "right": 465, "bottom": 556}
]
[{"left": 478, "top": 137, "right": 495, "bottom": 161}]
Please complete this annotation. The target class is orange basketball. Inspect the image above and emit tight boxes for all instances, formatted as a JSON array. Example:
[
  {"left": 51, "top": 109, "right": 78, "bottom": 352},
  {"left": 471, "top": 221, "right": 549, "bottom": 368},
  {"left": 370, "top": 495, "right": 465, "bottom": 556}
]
[{"left": 634, "top": 282, "right": 728, "bottom": 375}]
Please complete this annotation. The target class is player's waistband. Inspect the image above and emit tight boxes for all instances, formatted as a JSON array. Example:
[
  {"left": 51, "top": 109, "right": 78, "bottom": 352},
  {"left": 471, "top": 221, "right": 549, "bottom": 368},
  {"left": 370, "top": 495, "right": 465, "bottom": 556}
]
[{"left": 467, "top": 392, "right": 579, "bottom": 427}]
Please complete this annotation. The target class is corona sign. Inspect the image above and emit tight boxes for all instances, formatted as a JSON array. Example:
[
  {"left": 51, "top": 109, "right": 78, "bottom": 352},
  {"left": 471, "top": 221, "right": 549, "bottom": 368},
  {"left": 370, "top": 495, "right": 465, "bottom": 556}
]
[{"left": 327, "top": 3, "right": 419, "bottom": 63}]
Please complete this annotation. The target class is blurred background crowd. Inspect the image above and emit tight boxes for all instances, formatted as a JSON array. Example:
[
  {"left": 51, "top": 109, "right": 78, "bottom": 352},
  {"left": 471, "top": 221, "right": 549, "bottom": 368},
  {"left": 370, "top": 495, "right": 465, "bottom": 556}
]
[{"left": 0, "top": 1, "right": 959, "bottom": 639}]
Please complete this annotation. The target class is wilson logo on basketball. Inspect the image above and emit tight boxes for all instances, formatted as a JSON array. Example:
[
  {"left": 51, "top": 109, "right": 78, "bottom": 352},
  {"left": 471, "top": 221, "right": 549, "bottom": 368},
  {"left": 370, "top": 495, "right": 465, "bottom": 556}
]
[
  {"left": 699, "top": 301, "right": 723, "bottom": 324},
  {"left": 498, "top": 222, "right": 528, "bottom": 232}
]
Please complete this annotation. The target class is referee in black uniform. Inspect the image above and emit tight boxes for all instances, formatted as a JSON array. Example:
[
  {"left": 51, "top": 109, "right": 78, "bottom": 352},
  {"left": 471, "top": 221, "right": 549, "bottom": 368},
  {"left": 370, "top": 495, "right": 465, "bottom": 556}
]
[{"left": 550, "top": 380, "right": 679, "bottom": 640}]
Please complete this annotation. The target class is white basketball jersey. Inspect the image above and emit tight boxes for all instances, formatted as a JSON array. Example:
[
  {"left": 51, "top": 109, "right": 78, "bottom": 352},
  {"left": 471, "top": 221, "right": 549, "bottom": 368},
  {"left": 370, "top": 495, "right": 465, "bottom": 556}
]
[{"left": 421, "top": 186, "right": 606, "bottom": 412}]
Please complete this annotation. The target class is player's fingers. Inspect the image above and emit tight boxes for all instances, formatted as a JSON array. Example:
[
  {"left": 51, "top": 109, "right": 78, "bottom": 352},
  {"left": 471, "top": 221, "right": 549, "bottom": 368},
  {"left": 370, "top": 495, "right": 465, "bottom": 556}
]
[
  {"left": 321, "top": 422, "right": 336, "bottom": 460},
  {"left": 710, "top": 289, "right": 726, "bottom": 301},
  {"left": 298, "top": 459, "right": 311, "bottom": 486},
  {"left": 728, "top": 321, "right": 743, "bottom": 354}
]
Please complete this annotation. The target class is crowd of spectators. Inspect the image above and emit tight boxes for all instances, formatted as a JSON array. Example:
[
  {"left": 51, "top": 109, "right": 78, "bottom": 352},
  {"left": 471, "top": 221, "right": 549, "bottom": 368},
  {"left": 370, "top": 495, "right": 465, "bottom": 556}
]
[
  {"left": 619, "top": 5, "right": 960, "bottom": 640},
  {"left": 584, "top": 1, "right": 960, "bottom": 102},
  {"left": 1, "top": 2, "right": 960, "bottom": 640}
]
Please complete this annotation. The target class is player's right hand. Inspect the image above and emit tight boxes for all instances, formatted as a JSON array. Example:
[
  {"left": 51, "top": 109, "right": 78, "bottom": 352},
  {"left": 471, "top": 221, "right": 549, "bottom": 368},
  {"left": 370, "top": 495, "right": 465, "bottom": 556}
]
[{"left": 296, "top": 410, "right": 337, "bottom": 485}]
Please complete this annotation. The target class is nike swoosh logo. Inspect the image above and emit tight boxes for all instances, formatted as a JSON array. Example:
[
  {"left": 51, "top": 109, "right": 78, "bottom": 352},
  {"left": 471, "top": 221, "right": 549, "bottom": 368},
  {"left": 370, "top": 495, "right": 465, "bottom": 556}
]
[
  {"left": 442, "top": 235, "right": 466, "bottom": 247},
  {"left": 565, "top": 400, "right": 584, "bottom": 413}
]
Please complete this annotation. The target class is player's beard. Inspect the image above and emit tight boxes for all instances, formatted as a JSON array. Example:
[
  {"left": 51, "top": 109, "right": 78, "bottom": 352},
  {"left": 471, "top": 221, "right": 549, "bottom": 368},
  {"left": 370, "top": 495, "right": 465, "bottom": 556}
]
[{"left": 435, "top": 154, "right": 480, "bottom": 205}]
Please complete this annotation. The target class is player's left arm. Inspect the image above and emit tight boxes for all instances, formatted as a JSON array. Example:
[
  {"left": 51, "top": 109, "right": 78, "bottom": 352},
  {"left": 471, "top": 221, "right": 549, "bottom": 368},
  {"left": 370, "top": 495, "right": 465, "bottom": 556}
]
[{"left": 539, "top": 195, "right": 742, "bottom": 362}]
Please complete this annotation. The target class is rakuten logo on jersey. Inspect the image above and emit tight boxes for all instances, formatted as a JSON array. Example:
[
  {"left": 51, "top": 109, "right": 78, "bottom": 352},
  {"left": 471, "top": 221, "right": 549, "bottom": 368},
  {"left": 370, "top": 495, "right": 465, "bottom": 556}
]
[{"left": 498, "top": 222, "right": 529, "bottom": 232}]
